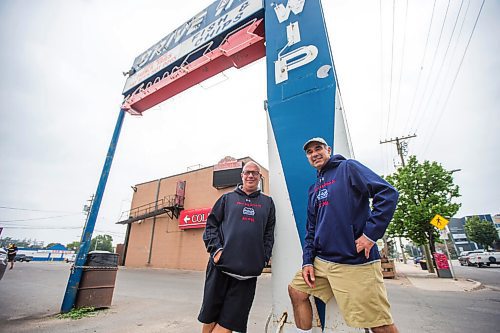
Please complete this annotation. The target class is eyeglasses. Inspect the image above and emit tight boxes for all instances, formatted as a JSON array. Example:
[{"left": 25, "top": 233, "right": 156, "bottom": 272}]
[{"left": 242, "top": 170, "right": 261, "bottom": 177}]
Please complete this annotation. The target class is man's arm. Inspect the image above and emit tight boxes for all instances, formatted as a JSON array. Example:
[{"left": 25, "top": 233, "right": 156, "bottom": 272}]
[
  {"left": 202, "top": 195, "right": 226, "bottom": 260},
  {"left": 263, "top": 198, "right": 276, "bottom": 264},
  {"left": 348, "top": 160, "right": 399, "bottom": 242},
  {"left": 302, "top": 187, "right": 318, "bottom": 266}
]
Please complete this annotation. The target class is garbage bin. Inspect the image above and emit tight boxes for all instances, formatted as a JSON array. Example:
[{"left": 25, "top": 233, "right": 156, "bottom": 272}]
[
  {"left": 419, "top": 260, "right": 428, "bottom": 270},
  {"left": 75, "top": 251, "right": 119, "bottom": 308}
]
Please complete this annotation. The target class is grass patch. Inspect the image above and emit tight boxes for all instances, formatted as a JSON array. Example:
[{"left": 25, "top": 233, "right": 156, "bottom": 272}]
[{"left": 57, "top": 307, "right": 97, "bottom": 320}]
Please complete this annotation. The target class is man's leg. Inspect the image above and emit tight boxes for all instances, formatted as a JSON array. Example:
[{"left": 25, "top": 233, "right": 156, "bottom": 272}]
[
  {"left": 212, "top": 324, "right": 232, "bottom": 333},
  {"left": 371, "top": 324, "right": 399, "bottom": 333},
  {"left": 327, "top": 262, "right": 396, "bottom": 330},
  {"left": 198, "top": 261, "right": 227, "bottom": 332},
  {"left": 202, "top": 322, "right": 216, "bottom": 333},
  {"left": 288, "top": 285, "right": 312, "bottom": 330},
  {"left": 202, "top": 322, "right": 232, "bottom": 333}
]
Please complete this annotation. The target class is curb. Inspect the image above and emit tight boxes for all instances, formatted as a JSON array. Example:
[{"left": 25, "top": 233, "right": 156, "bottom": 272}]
[{"left": 465, "top": 279, "right": 483, "bottom": 292}]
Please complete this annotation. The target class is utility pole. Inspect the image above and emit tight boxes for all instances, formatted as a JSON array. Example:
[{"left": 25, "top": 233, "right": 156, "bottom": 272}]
[
  {"left": 380, "top": 134, "right": 417, "bottom": 264},
  {"left": 83, "top": 194, "right": 94, "bottom": 226},
  {"left": 380, "top": 133, "right": 416, "bottom": 168}
]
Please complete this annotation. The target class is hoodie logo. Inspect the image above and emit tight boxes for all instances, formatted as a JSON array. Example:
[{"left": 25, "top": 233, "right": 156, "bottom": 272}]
[
  {"left": 317, "top": 189, "right": 328, "bottom": 200},
  {"left": 243, "top": 207, "right": 255, "bottom": 216}
]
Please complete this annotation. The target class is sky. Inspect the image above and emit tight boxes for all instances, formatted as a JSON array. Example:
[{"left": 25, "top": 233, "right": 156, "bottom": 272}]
[{"left": 0, "top": 0, "right": 498, "bottom": 247}]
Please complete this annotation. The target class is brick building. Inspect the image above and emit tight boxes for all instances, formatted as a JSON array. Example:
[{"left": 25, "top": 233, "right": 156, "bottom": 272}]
[{"left": 117, "top": 156, "right": 269, "bottom": 271}]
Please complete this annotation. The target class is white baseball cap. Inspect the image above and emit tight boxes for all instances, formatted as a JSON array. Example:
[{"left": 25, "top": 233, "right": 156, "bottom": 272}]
[{"left": 303, "top": 137, "right": 328, "bottom": 150}]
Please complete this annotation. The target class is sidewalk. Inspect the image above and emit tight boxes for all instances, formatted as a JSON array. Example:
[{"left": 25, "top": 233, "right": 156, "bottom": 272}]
[{"left": 392, "top": 261, "right": 482, "bottom": 292}]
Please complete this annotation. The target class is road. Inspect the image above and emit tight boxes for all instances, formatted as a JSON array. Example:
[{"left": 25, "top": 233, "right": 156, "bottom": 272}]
[
  {"left": 0, "top": 262, "right": 499, "bottom": 332},
  {"left": 451, "top": 259, "right": 500, "bottom": 290}
]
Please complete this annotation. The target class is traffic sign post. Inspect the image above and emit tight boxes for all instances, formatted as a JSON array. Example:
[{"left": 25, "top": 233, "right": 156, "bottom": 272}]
[
  {"left": 430, "top": 214, "right": 449, "bottom": 230},
  {"left": 443, "top": 226, "right": 457, "bottom": 280},
  {"left": 430, "top": 214, "right": 456, "bottom": 280}
]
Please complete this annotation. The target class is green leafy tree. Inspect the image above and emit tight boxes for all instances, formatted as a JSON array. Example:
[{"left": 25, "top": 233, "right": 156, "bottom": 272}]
[
  {"left": 385, "top": 156, "right": 461, "bottom": 255},
  {"left": 90, "top": 235, "right": 113, "bottom": 252},
  {"left": 66, "top": 241, "right": 81, "bottom": 251},
  {"left": 0, "top": 237, "right": 31, "bottom": 248},
  {"left": 464, "top": 216, "right": 499, "bottom": 250},
  {"left": 45, "top": 243, "right": 59, "bottom": 249}
]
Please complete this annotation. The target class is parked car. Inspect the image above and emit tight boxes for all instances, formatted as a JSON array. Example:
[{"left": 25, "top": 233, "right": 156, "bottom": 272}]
[
  {"left": 468, "top": 251, "right": 500, "bottom": 267},
  {"left": 15, "top": 254, "right": 33, "bottom": 262},
  {"left": 458, "top": 250, "right": 484, "bottom": 266},
  {"left": 65, "top": 254, "right": 76, "bottom": 263},
  {"left": 0, "top": 248, "right": 8, "bottom": 280}
]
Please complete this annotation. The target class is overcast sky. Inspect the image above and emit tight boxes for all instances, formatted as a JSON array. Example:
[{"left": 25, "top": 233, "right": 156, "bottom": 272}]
[{"left": 1, "top": 0, "right": 498, "bottom": 246}]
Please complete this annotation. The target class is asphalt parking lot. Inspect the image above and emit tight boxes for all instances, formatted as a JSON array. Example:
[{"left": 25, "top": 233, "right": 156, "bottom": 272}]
[
  {"left": 0, "top": 262, "right": 271, "bottom": 333},
  {"left": 1, "top": 261, "right": 499, "bottom": 332}
]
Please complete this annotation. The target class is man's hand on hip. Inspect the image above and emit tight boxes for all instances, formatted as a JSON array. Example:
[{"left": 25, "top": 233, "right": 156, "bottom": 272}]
[
  {"left": 213, "top": 251, "right": 222, "bottom": 264},
  {"left": 355, "top": 234, "right": 375, "bottom": 259},
  {"left": 302, "top": 265, "right": 316, "bottom": 288}
]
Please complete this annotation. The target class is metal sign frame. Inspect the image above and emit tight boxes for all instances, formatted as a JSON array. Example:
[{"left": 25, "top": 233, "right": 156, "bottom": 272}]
[{"left": 63, "top": 1, "right": 354, "bottom": 331}]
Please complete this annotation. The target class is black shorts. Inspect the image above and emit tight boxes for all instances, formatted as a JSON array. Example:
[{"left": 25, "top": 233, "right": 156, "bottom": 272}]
[
  {"left": 198, "top": 260, "right": 257, "bottom": 332},
  {"left": 7, "top": 255, "right": 15, "bottom": 262}
]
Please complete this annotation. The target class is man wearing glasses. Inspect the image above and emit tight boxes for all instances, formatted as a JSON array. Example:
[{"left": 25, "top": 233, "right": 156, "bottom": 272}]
[{"left": 198, "top": 161, "right": 276, "bottom": 333}]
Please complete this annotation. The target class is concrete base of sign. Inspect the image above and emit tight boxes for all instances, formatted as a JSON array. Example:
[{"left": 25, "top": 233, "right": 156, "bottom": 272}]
[
  {"left": 437, "top": 268, "right": 453, "bottom": 278},
  {"left": 267, "top": 297, "right": 365, "bottom": 332}
]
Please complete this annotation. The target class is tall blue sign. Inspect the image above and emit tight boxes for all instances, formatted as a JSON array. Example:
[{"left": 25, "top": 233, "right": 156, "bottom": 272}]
[
  {"left": 264, "top": 0, "right": 336, "bottom": 328},
  {"left": 265, "top": 0, "right": 336, "bottom": 245}
]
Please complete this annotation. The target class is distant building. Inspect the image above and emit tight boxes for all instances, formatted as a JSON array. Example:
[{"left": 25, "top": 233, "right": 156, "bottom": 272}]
[
  {"left": 449, "top": 214, "right": 495, "bottom": 253},
  {"left": 493, "top": 214, "right": 500, "bottom": 236},
  {"left": 493, "top": 214, "right": 500, "bottom": 250},
  {"left": 47, "top": 243, "right": 67, "bottom": 251},
  {"left": 18, "top": 244, "right": 74, "bottom": 262}
]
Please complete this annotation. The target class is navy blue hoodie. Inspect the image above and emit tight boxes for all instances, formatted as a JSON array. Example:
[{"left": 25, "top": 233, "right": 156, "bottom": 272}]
[
  {"left": 203, "top": 186, "right": 276, "bottom": 278},
  {"left": 303, "top": 155, "right": 399, "bottom": 266}
]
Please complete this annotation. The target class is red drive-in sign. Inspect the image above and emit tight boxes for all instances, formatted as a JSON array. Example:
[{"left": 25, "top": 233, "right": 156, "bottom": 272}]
[{"left": 178, "top": 207, "right": 212, "bottom": 230}]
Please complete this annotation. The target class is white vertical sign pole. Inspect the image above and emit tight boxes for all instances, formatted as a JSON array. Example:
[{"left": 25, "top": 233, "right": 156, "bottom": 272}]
[{"left": 443, "top": 226, "right": 457, "bottom": 280}]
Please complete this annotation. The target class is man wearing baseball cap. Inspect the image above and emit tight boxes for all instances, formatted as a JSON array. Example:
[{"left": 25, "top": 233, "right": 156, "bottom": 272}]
[{"left": 288, "top": 137, "right": 400, "bottom": 333}]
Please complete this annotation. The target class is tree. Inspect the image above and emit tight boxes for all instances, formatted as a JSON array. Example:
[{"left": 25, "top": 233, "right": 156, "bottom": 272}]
[
  {"left": 90, "top": 235, "right": 113, "bottom": 252},
  {"left": 385, "top": 156, "right": 461, "bottom": 269},
  {"left": 0, "top": 237, "right": 32, "bottom": 248},
  {"left": 66, "top": 241, "right": 81, "bottom": 251},
  {"left": 464, "top": 216, "right": 499, "bottom": 250}
]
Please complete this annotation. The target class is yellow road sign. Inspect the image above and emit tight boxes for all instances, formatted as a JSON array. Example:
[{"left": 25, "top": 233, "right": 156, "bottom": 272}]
[{"left": 430, "top": 214, "right": 449, "bottom": 230}]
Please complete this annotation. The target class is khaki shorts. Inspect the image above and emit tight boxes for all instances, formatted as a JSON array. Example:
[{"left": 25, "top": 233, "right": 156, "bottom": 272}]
[{"left": 289, "top": 258, "right": 393, "bottom": 328}]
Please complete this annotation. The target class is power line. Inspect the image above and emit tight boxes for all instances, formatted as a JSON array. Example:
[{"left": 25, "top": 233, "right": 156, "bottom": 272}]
[
  {"left": 409, "top": 0, "right": 452, "bottom": 134},
  {"left": 421, "top": 0, "right": 485, "bottom": 157},
  {"left": 379, "top": 0, "right": 391, "bottom": 174},
  {"left": 416, "top": 0, "right": 471, "bottom": 149},
  {"left": 389, "top": 0, "right": 409, "bottom": 138},
  {"left": 403, "top": 0, "right": 437, "bottom": 134},
  {"left": 95, "top": 229, "right": 126, "bottom": 236},
  {"left": 2, "top": 226, "right": 83, "bottom": 230},
  {"left": 379, "top": 0, "right": 385, "bottom": 141},
  {"left": 0, "top": 206, "right": 81, "bottom": 214},
  {"left": 0, "top": 213, "right": 84, "bottom": 223},
  {"left": 413, "top": 0, "right": 465, "bottom": 135},
  {"left": 385, "top": 0, "right": 396, "bottom": 138}
]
